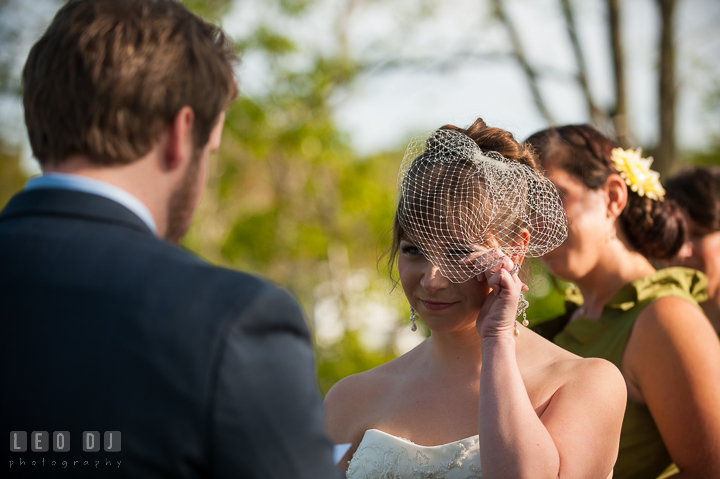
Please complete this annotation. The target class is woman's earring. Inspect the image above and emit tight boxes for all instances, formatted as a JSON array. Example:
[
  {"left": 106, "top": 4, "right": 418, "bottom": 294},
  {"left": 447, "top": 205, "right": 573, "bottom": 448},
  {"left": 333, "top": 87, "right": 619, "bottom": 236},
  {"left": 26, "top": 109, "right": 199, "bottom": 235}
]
[
  {"left": 514, "top": 293, "right": 530, "bottom": 336},
  {"left": 410, "top": 308, "right": 418, "bottom": 332}
]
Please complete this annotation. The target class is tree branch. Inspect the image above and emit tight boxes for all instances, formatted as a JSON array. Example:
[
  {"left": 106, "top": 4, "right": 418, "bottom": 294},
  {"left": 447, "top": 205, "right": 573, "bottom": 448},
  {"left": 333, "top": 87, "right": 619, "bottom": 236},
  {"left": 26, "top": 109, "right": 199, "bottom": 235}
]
[
  {"left": 560, "top": 0, "right": 607, "bottom": 126},
  {"left": 359, "top": 51, "right": 513, "bottom": 75},
  {"left": 492, "top": 0, "right": 555, "bottom": 124},
  {"left": 608, "top": 0, "right": 631, "bottom": 147},
  {"left": 655, "top": 0, "right": 676, "bottom": 176}
]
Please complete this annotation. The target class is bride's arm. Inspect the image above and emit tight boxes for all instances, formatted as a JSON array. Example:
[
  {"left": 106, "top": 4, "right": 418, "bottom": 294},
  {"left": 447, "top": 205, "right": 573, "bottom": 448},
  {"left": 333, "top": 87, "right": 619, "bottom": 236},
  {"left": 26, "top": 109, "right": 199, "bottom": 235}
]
[
  {"left": 477, "top": 262, "right": 558, "bottom": 477},
  {"left": 477, "top": 260, "right": 625, "bottom": 478}
]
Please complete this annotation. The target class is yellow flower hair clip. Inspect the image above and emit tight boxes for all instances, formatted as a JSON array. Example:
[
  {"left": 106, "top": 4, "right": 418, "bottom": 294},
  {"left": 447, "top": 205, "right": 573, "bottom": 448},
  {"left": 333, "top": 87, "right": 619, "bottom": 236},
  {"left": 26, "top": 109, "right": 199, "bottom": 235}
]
[{"left": 610, "top": 147, "right": 665, "bottom": 201}]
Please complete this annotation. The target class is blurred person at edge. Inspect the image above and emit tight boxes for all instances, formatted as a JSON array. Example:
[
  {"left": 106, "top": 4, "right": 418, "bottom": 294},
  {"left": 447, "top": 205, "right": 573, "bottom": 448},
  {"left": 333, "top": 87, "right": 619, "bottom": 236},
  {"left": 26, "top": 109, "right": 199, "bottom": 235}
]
[
  {"left": 666, "top": 166, "right": 720, "bottom": 335},
  {"left": 0, "top": 1, "right": 339, "bottom": 478},
  {"left": 527, "top": 125, "right": 720, "bottom": 479}
]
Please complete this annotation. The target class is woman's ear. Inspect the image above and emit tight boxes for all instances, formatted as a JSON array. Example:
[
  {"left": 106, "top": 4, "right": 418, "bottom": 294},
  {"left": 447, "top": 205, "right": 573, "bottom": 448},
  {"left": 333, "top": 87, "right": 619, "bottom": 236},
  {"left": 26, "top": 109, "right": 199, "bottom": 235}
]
[
  {"left": 511, "top": 229, "right": 531, "bottom": 266},
  {"left": 603, "top": 173, "right": 628, "bottom": 219}
]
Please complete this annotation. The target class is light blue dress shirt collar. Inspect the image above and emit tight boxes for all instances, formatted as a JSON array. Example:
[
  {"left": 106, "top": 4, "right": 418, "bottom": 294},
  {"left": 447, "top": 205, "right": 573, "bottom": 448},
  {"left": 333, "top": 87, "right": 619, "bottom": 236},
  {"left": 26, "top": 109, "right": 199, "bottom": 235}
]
[{"left": 24, "top": 173, "right": 158, "bottom": 234}]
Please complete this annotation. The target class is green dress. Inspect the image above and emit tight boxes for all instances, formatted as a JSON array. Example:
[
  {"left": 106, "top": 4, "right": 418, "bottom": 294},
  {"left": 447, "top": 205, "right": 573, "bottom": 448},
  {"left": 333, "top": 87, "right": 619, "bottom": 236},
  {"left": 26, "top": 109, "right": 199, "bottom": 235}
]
[{"left": 535, "top": 267, "right": 708, "bottom": 479}]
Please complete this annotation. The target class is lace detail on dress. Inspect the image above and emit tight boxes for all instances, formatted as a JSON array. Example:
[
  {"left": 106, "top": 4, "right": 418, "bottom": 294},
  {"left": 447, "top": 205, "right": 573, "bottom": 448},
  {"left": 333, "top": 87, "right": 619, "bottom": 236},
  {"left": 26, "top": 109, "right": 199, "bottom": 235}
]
[{"left": 346, "top": 430, "right": 482, "bottom": 479}]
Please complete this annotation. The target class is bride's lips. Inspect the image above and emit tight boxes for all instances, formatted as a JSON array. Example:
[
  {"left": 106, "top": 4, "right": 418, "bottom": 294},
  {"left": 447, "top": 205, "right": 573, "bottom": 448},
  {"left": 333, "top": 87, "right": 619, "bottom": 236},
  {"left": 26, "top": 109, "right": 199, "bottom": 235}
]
[{"left": 420, "top": 300, "right": 457, "bottom": 311}]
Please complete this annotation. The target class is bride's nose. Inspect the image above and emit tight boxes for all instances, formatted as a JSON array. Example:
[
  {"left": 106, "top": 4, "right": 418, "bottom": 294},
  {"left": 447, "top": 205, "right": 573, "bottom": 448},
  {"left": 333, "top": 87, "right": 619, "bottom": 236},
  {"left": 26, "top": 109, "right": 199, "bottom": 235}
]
[{"left": 420, "top": 263, "right": 449, "bottom": 293}]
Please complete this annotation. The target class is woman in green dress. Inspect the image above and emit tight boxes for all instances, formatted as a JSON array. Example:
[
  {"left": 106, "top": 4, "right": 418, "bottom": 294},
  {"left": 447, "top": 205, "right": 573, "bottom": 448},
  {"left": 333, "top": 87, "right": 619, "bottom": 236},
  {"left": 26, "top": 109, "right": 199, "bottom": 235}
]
[{"left": 526, "top": 125, "right": 720, "bottom": 479}]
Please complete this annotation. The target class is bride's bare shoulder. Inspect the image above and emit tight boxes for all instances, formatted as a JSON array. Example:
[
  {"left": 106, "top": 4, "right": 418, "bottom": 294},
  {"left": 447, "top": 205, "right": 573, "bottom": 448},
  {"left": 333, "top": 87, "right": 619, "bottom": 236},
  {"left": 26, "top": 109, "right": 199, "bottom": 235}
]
[
  {"left": 324, "top": 343, "right": 425, "bottom": 444},
  {"left": 524, "top": 330, "right": 626, "bottom": 409}
]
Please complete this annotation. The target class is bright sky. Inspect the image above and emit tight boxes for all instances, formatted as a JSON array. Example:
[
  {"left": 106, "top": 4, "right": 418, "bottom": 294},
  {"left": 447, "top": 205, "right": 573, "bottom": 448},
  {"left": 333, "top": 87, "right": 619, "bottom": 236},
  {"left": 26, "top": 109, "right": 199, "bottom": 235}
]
[{"left": 225, "top": 0, "right": 720, "bottom": 156}]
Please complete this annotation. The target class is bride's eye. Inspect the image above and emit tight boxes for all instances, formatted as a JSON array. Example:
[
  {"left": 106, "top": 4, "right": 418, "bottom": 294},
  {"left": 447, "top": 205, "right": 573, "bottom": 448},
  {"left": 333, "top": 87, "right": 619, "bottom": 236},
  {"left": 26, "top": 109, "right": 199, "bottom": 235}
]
[
  {"left": 401, "top": 244, "right": 422, "bottom": 257},
  {"left": 446, "top": 247, "right": 474, "bottom": 259}
]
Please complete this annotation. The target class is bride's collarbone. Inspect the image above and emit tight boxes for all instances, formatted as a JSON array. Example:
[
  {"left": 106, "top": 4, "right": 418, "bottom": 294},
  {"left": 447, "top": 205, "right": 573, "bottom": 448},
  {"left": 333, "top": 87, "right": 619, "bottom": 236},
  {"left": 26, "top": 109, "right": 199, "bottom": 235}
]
[{"left": 362, "top": 378, "right": 480, "bottom": 445}]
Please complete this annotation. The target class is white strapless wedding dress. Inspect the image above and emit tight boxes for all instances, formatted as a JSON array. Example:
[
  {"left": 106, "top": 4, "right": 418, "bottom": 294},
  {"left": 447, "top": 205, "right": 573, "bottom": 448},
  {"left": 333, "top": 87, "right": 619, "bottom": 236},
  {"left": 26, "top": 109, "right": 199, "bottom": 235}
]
[{"left": 346, "top": 429, "right": 482, "bottom": 478}]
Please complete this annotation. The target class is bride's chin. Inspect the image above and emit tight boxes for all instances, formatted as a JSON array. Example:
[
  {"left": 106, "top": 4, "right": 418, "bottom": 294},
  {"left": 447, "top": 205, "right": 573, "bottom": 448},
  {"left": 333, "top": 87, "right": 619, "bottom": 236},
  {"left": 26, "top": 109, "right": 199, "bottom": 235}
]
[{"left": 423, "top": 313, "right": 479, "bottom": 334}]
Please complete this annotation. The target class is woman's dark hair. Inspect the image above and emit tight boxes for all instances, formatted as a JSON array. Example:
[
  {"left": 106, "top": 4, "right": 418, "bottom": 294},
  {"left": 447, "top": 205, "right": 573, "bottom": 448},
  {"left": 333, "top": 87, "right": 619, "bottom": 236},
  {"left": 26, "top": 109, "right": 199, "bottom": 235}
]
[
  {"left": 665, "top": 166, "right": 720, "bottom": 235},
  {"left": 525, "top": 125, "right": 686, "bottom": 259},
  {"left": 386, "top": 117, "right": 541, "bottom": 279}
]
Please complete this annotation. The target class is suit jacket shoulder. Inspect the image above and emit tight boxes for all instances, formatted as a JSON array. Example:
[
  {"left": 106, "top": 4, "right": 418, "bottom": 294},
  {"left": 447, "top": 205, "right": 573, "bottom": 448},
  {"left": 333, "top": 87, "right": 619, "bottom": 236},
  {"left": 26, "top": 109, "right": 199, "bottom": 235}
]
[{"left": 0, "top": 189, "right": 337, "bottom": 478}]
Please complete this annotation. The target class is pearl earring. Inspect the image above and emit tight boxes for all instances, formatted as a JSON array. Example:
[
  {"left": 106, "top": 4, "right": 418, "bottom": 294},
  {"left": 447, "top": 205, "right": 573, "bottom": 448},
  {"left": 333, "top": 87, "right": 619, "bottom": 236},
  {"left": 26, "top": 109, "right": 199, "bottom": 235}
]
[
  {"left": 514, "top": 293, "right": 530, "bottom": 336},
  {"left": 409, "top": 308, "right": 418, "bottom": 332}
]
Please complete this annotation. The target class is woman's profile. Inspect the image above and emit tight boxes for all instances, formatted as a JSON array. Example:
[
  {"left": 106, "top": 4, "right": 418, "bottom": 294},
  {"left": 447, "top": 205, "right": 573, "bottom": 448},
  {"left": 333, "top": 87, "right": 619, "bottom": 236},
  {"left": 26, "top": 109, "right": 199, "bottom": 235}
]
[
  {"left": 527, "top": 125, "right": 720, "bottom": 478},
  {"left": 324, "top": 118, "right": 626, "bottom": 478}
]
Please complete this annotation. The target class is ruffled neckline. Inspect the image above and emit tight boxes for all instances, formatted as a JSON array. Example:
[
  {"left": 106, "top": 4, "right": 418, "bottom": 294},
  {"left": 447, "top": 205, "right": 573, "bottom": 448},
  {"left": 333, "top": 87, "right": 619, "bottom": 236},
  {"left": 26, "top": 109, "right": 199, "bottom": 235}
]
[
  {"left": 561, "top": 267, "right": 707, "bottom": 345},
  {"left": 347, "top": 428, "right": 483, "bottom": 478},
  {"left": 566, "top": 266, "right": 707, "bottom": 317},
  {"left": 361, "top": 429, "right": 479, "bottom": 449}
]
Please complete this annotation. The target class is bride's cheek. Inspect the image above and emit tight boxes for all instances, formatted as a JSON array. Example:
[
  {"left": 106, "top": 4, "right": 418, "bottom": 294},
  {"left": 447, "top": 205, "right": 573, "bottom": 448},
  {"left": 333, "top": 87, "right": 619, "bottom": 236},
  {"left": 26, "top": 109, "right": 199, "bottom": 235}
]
[{"left": 473, "top": 283, "right": 492, "bottom": 310}]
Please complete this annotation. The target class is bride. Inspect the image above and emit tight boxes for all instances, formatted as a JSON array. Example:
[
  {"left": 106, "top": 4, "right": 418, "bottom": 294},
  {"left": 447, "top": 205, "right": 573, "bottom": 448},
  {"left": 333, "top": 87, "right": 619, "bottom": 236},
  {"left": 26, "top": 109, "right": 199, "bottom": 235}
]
[{"left": 324, "top": 118, "right": 626, "bottom": 478}]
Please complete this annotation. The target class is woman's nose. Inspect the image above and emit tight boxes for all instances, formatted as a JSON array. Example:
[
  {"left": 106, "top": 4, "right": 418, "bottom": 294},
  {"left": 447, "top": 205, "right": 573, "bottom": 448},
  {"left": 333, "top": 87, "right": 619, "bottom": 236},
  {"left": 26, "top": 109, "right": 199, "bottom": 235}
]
[{"left": 420, "top": 263, "right": 449, "bottom": 293}]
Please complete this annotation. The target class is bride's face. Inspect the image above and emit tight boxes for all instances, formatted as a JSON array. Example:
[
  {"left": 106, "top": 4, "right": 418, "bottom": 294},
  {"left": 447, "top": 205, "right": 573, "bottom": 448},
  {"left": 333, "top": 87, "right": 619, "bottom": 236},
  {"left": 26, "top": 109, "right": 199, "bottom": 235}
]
[{"left": 398, "top": 238, "right": 491, "bottom": 333}]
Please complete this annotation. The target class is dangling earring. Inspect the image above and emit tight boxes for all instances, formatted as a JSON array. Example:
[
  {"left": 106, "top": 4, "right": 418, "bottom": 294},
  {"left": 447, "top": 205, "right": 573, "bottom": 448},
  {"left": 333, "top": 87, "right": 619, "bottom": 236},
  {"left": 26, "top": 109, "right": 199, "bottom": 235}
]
[
  {"left": 514, "top": 293, "right": 530, "bottom": 336},
  {"left": 409, "top": 308, "right": 418, "bottom": 332}
]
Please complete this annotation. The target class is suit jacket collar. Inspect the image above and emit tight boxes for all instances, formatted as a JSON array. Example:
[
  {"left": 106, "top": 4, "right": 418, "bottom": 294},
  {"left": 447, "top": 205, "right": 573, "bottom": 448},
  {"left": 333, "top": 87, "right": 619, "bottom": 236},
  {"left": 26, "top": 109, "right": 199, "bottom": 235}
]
[{"left": 0, "top": 188, "right": 155, "bottom": 237}]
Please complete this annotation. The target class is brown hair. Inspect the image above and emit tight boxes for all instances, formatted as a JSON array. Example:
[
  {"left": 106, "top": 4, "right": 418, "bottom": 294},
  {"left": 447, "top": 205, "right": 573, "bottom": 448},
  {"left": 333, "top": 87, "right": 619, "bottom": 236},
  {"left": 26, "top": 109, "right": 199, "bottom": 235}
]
[
  {"left": 386, "top": 118, "right": 541, "bottom": 278},
  {"left": 23, "top": 0, "right": 239, "bottom": 167},
  {"left": 526, "top": 125, "right": 686, "bottom": 259},
  {"left": 665, "top": 166, "right": 720, "bottom": 235}
]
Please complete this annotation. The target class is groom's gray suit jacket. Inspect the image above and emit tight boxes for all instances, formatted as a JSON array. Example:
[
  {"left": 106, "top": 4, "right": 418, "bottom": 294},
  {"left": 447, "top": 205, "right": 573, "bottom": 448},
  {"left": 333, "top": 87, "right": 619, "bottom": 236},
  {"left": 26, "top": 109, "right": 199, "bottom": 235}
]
[{"left": 0, "top": 188, "right": 339, "bottom": 478}]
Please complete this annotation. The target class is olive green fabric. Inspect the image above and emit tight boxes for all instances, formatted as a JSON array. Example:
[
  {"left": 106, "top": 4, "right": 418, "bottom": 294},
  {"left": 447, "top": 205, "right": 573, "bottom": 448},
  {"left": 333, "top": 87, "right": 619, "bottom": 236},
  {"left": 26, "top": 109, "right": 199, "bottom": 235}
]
[{"left": 554, "top": 267, "right": 707, "bottom": 479}]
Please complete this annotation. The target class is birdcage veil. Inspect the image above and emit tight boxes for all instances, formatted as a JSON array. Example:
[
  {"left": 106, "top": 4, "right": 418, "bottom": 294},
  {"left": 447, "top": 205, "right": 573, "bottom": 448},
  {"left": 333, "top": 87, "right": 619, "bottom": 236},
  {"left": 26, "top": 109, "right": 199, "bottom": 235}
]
[{"left": 397, "top": 128, "right": 568, "bottom": 283}]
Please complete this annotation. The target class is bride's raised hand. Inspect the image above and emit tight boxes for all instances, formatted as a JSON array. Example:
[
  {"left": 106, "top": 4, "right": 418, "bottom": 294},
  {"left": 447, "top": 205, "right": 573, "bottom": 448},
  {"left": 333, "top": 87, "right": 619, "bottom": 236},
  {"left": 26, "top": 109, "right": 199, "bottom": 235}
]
[{"left": 464, "top": 249, "right": 525, "bottom": 340}]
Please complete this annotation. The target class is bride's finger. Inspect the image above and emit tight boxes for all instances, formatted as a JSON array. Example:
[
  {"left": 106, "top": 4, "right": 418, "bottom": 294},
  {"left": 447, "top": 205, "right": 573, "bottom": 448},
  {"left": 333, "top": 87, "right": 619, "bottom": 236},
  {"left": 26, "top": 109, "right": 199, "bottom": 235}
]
[
  {"left": 460, "top": 247, "right": 504, "bottom": 269},
  {"left": 483, "top": 255, "right": 513, "bottom": 278},
  {"left": 484, "top": 255, "right": 514, "bottom": 287},
  {"left": 488, "top": 263, "right": 518, "bottom": 296}
]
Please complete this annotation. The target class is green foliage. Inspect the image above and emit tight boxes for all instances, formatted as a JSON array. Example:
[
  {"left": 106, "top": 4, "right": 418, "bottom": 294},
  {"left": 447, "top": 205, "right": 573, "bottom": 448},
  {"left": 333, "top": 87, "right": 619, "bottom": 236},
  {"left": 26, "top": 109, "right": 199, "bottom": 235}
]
[
  {"left": 523, "top": 259, "right": 572, "bottom": 326},
  {"left": 277, "top": 0, "right": 311, "bottom": 16},
  {"left": 315, "top": 330, "right": 397, "bottom": 396},
  {"left": 684, "top": 141, "right": 720, "bottom": 167},
  {"left": 0, "top": 141, "right": 26, "bottom": 209},
  {"left": 238, "top": 25, "right": 297, "bottom": 55},
  {"left": 181, "top": 0, "right": 233, "bottom": 20}
]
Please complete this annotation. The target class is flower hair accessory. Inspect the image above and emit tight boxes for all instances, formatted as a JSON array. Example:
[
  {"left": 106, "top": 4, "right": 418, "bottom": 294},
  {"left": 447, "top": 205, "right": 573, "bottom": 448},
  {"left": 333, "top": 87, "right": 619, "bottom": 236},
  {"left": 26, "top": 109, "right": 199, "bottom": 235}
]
[{"left": 611, "top": 147, "right": 665, "bottom": 201}]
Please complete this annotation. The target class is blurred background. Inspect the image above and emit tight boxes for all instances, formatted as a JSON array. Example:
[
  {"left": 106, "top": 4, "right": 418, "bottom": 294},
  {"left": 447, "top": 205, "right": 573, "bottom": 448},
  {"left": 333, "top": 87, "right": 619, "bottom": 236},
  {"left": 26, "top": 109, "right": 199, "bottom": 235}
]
[{"left": 1, "top": 0, "right": 718, "bottom": 394}]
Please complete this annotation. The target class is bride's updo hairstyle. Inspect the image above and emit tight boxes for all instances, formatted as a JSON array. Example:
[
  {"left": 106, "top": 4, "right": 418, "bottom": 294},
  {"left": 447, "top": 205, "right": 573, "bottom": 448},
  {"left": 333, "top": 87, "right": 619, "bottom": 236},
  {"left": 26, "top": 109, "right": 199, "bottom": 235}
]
[
  {"left": 526, "top": 125, "right": 686, "bottom": 260},
  {"left": 388, "top": 118, "right": 567, "bottom": 283}
]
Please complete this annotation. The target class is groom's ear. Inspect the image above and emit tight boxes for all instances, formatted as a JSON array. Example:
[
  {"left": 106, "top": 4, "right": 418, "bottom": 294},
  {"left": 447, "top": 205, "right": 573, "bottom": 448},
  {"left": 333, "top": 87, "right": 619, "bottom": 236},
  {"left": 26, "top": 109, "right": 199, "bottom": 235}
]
[{"left": 162, "top": 106, "right": 195, "bottom": 172}]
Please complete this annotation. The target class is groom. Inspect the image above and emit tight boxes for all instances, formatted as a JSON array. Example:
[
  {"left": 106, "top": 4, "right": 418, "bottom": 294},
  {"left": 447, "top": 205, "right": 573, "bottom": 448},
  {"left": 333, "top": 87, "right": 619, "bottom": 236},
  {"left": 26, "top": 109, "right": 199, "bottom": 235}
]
[{"left": 0, "top": 0, "right": 338, "bottom": 477}]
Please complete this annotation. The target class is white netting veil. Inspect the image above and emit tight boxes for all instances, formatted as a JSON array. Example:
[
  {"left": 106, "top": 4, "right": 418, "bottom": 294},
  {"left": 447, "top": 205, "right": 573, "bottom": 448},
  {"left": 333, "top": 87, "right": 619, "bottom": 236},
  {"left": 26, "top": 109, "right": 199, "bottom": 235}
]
[{"left": 396, "top": 128, "right": 568, "bottom": 283}]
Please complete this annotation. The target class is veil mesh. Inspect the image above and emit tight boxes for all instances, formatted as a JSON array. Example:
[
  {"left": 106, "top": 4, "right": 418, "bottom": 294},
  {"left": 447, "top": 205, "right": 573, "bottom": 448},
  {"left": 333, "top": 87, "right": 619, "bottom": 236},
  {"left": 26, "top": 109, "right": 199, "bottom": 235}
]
[{"left": 397, "top": 129, "right": 568, "bottom": 283}]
